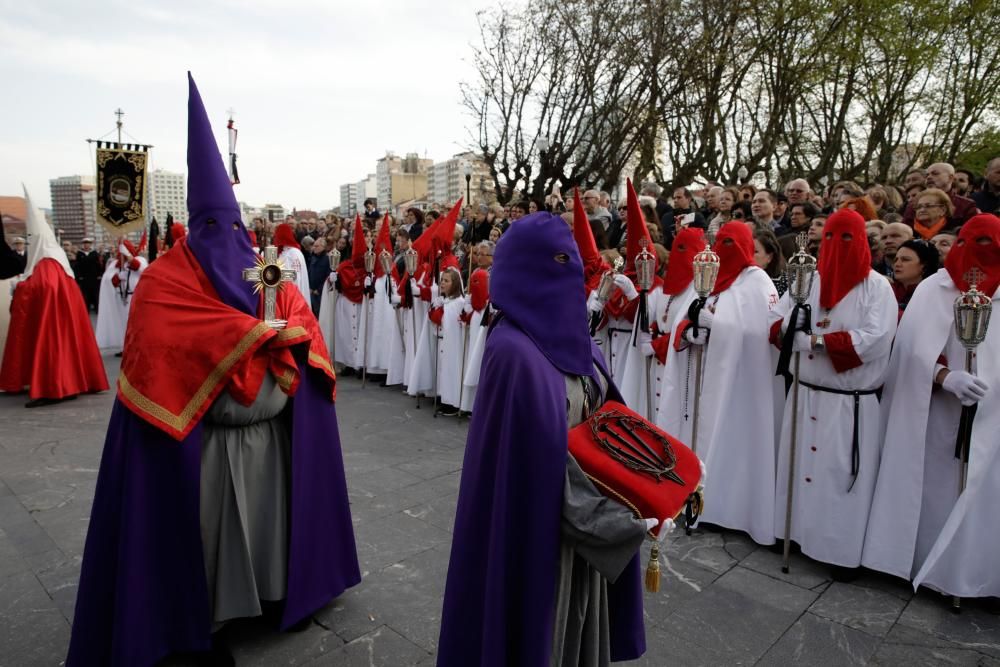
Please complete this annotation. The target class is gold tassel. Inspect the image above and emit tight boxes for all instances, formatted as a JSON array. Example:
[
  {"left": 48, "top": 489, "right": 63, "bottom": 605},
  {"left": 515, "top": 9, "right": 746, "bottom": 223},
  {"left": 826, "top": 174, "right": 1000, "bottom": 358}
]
[{"left": 645, "top": 543, "right": 661, "bottom": 593}]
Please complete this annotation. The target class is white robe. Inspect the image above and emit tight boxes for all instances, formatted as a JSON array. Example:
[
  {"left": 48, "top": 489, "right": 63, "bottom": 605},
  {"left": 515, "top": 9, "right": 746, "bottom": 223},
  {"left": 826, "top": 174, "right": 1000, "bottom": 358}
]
[
  {"left": 863, "top": 269, "right": 1000, "bottom": 597},
  {"left": 278, "top": 246, "right": 310, "bottom": 305},
  {"left": 95, "top": 258, "right": 147, "bottom": 350},
  {"left": 434, "top": 297, "right": 467, "bottom": 408},
  {"left": 407, "top": 284, "right": 440, "bottom": 397},
  {"left": 365, "top": 274, "right": 398, "bottom": 375},
  {"left": 460, "top": 305, "right": 489, "bottom": 412},
  {"left": 317, "top": 277, "right": 338, "bottom": 362},
  {"left": 769, "top": 272, "right": 896, "bottom": 567},
  {"left": 391, "top": 287, "right": 424, "bottom": 389},
  {"left": 620, "top": 286, "right": 694, "bottom": 422},
  {"left": 328, "top": 274, "right": 367, "bottom": 369},
  {"left": 658, "top": 267, "right": 779, "bottom": 545},
  {"left": 385, "top": 288, "right": 408, "bottom": 387}
]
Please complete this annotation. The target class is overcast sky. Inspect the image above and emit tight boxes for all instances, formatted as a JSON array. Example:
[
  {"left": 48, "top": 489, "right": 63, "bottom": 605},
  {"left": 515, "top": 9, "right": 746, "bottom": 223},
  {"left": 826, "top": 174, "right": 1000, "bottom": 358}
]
[{"left": 0, "top": 0, "right": 499, "bottom": 211}]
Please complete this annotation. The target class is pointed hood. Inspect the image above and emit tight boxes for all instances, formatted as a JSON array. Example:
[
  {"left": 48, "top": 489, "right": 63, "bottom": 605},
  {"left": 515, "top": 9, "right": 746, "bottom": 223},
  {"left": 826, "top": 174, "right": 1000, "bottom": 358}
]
[
  {"left": 273, "top": 223, "right": 300, "bottom": 251},
  {"left": 945, "top": 213, "right": 1000, "bottom": 296},
  {"left": 573, "top": 188, "right": 609, "bottom": 291},
  {"left": 374, "top": 213, "right": 393, "bottom": 278},
  {"left": 349, "top": 214, "right": 366, "bottom": 268},
  {"left": 184, "top": 72, "right": 257, "bottom": 315},
  {"left": 432, "top": 199, "right": 464, "bottom": 261},
  {"left": 818, "top": 209, "right": 871, "bottom": 309},
  {"left": 21, "top": 185, "right": 73, "bottom": 280},
  {"left": 469, "top": 267, "right": 490, "bottom": 312},
  {"left": 711, "top": 221, "right": 754, "bottom": 295},
  {"left": 662, "top": 226, "right": 706, "bottom": 296},
  {"left": 625, "top": 178, "right": 655, "bottom": 275},
  {"left": 491, "top": 211, "right": 592, "bottom": 376},
  {"left": 412, "top": 216, "right": 440, "bottom": 265}
]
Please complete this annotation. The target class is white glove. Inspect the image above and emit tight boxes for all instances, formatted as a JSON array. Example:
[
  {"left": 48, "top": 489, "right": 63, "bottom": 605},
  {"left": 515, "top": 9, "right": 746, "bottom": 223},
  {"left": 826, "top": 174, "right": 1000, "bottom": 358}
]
[
  {"left": 364, "top": 275, "right": 373, "bottom": 288},
  {"left": 697, "top": 308, "right": 714, "bottom": 329},
  {"left": 644, "top": 517, "right": 675, "bottom": 543},
  {"left": 613, "top": 273, "right": 638, "bottom": 301},
  {"left": 586, "top": 291, "right": 604, "bottom": 315},
  {"left": 782, "top": 308, "right": 808, "bottom": 334},
  {"left": 265, "top": 319, "right": 288, "bottom": 331},
  {"left": 390, "top": 289, "right": 401, "bottom": 305},
  {"left": 684, "top": 326, "right": 709, "bottom": 346},
  {"left": 432, "top": 296, "right": 444, "bottom": 309},
  {"left": 791, "top": 332, "right": 811, "bottom": 352},
  {"left": 462, "top": 294, "right": 473, "bottom": 313},
  {"left": 942, "top": 370, "right": 989, "bottom": 406},
  {"left": 410, "top": 278, "right": 419, "bottom": 292},
  {"left": 328, "top": 270, "right": 337, "bottom": 284},
  {"left": 637, "top": 330, "right": 653, "bottom": 357}
]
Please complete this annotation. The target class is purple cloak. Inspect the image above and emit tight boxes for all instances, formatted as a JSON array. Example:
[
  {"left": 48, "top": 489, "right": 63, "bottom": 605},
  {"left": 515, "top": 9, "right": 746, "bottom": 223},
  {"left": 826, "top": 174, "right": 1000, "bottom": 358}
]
[
  {"left": 436, "top": 212, "right": 645, "bottom": 666},
  {"left": 66, "top": 363, "right": 360, "bottom": 667}
]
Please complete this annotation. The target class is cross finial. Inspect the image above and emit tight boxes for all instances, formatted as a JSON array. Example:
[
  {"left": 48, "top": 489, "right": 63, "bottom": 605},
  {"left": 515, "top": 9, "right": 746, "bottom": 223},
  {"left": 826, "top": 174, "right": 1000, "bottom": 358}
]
[{"left": 114, "top": 108, "right": 124, "bottom": 123}]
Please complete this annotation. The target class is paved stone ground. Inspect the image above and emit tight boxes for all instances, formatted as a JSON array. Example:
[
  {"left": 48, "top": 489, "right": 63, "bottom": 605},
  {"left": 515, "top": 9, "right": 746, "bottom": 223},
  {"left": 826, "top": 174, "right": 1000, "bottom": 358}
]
[{"left": 1, "top": 354, "right": 999, "bottom": 666}]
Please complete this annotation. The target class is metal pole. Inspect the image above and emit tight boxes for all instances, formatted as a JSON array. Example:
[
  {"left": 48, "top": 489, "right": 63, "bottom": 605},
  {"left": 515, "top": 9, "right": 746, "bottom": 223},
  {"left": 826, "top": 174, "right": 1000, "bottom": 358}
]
[
  {"left": 686, "top": 344, "right": 704, "bottom": 536},
  {"left": 458, "top": 321, "right": 470, "bottom": 417},
  {"left": 952, "top": 348, "right": 975, "bottom": 612},
  {"left": 361, "top": 292, "right": 370, "bottom": 388},
  {"left": 782, "top": 351, "right": 802, "bottom": 573},
  {"left": 644, "top": 357, "right": 653, "bottom": 420},
  {"left": 432, "top": 323, "right": 442, "bottom": 417}
]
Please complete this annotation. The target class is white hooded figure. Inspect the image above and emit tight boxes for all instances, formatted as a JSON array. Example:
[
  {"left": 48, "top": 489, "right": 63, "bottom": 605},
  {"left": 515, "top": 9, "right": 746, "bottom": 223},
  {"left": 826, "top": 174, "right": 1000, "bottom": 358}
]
[{"left": 95, "top": 239, "right": 147, "bottom": 350}]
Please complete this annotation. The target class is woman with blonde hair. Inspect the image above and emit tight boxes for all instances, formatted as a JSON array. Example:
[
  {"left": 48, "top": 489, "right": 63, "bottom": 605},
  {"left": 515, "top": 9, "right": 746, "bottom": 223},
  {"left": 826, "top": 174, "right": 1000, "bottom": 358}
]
[{"left": 912, "top": 188, "right": 955, "bottom": 240}]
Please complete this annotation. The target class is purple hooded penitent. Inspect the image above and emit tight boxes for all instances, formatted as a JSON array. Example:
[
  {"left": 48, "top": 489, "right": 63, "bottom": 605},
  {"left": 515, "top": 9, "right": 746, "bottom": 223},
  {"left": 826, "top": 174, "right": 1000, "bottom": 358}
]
[
  {"left": 185, "top": 72, "right": 258, "bottom": 315},
  {"left": 65, "top": 74, "right": 360, "bottom": 667},
  {"left": 437, "top": 212, "right": 645, "bottom": 666}
]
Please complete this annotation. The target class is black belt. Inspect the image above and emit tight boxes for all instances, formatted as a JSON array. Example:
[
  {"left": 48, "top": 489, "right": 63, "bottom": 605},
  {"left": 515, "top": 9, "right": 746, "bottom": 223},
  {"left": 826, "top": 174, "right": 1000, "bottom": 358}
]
[
  {"left": 798, "top": 380, "right": 881, "bottom": 492},
  {"left": 608, "top": 327, "right": 632, "bottom": 335}
]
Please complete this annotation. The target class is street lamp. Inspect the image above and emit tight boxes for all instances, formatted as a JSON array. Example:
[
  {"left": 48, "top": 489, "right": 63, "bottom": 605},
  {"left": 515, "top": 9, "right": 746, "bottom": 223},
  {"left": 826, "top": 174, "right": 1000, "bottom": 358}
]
[{"left": 462, "top": 161, "right": 472, "bottom": 207}]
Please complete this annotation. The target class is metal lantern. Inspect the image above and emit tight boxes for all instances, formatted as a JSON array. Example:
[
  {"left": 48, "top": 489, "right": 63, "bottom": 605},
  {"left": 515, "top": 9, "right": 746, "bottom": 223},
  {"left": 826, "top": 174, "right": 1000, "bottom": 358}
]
[
  {"left": 692, "top": 247, "right": 720, "bottom": 299},
  {"left": 327, "top": 246, "right": 341, "bottom": 271},
  {"left": 596, "top": 256, "right": 626, "bottom": 302},
  {"left": 786, "top": 232, "right": 817, "bottom": 306},
  {"left": 635, "top": 237, "right": 656, "bottom": 291},
  {"left": 954, "top": 268, "right": 992, "bottom": 349},
  {"left": 363, "top": 242, "right": 376, "bottom": 274},
  {"left": 403, "top": 243, "right": 419, "bottom": 275},
  {"left": 378, "top": 249, "right": 393, "bottom": 275}
]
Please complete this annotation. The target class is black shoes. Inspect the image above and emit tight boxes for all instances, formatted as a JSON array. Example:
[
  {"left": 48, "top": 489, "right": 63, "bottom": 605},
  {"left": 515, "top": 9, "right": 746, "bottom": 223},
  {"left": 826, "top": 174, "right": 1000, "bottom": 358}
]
[{"left": 25, "top": 395, "right": 77, "bottom": 409}]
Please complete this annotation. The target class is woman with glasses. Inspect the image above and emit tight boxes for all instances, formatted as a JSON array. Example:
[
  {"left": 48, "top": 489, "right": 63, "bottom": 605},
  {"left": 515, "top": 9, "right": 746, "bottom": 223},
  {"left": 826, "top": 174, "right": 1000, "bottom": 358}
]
[{"left": 912, "top": 188, "right": 955, "bottom": 240}]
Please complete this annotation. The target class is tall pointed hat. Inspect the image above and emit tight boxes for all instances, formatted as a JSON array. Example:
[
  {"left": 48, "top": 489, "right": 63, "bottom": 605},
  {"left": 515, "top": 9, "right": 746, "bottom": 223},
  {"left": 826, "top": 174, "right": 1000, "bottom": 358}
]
[
  {"left": 625, "top": 178, "right": 655, "bottom": 274},
  {"left": 185, "top": 72, "right": 257, "bottom": 315},
  {"left": 572, "top": 187, "right": 609, "bottom": 291},
  {"left": 350, "top": 213, "right": 366, "bottom": 268},
  {"left": 432, "top": 198, "right": 464, "bottom": 260},
  {"left": 374, "top": 212, "right": 393, "bottom": 278},
  {"left": 21, "top": 185, "right": 73, "bottom": 280}
]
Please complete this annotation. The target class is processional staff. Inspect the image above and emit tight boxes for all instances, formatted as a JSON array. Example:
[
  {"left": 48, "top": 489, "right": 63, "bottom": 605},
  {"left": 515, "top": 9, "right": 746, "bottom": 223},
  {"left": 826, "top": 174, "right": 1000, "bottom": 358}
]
[
  {"left": 242, "top": 244, "right": 297, "bottom": 328},
  {"left": 403, "top": 243, "right": 422, "bottom": 409},
  {"left": 779, "top": 233, "right": 817, "bottom": 574},
  {"left": 950, "top": 267, "right": 992, "bottom": 612},
  {"left": 634, "top": 238, "right": 657, "bottom": 420},
  {"left": 361, "top": 241, "right": 376, "bottom": 388},
  {"left": 684, "top": 245, "right": 719, "bottom": 535},
  {"left": 591, "top": 256, "right": 625, "bottom": 336},
  {"left": 326, "top": 245, "right": 342, "bottom": 363}
]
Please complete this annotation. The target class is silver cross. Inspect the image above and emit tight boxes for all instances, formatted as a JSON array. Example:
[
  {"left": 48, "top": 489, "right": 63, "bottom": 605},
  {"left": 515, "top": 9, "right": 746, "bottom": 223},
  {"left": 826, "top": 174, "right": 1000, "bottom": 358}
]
[{"left": 242, "top": 244, "right": 297, "bottom": 323}]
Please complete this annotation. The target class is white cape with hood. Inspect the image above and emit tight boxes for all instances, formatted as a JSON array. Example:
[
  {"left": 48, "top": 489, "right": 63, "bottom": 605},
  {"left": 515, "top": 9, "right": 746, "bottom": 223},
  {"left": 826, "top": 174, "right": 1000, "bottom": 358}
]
[
  {"left": 95, "top": 251, "right": 146, "bottom": 350},
  {"left": 657, "top": 267, "right": 779, "bottom": 545}
]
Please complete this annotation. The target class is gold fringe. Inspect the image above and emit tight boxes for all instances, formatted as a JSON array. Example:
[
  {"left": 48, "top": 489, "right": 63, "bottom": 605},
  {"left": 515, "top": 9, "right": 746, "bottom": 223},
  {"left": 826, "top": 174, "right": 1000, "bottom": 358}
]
[{"left": 645, "top": 543, "right": 661, "bottom": 593}]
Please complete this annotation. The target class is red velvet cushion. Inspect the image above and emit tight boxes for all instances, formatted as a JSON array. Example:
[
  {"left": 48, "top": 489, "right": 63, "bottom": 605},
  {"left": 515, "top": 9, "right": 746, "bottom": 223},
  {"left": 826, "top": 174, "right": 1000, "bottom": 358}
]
[{"left": 569, "top": 400, "right": 702, "bottom": 537}]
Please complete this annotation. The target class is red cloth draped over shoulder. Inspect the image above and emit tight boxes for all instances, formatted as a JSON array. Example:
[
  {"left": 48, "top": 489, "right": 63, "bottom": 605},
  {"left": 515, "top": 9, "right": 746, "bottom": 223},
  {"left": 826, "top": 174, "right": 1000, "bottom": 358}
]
[
  {"left": 0, "top": 259, "right": 109, "bottom": 400},
  {"left": 116, "top": 240, "right": 336, "bottom": 441}
]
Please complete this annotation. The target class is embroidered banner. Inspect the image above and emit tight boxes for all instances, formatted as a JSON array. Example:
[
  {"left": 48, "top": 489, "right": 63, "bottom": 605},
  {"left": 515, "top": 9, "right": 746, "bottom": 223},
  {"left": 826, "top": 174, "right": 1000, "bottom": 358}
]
[{"left": 96, "top": 143, "right": 148, "bottom": 235}]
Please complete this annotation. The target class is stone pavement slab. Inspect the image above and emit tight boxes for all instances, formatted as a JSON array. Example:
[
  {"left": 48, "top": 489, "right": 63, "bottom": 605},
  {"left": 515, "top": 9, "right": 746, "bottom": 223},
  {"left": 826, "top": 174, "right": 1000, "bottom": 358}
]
[{"left": 1, "top": 354, "right": 998, "bottom": 666}]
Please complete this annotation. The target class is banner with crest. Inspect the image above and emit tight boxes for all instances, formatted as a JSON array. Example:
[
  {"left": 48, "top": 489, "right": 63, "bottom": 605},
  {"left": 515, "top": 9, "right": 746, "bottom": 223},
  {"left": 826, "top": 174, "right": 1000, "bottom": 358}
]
[{"left": 95, "top": 143, "right": 148, "bottom": 235}]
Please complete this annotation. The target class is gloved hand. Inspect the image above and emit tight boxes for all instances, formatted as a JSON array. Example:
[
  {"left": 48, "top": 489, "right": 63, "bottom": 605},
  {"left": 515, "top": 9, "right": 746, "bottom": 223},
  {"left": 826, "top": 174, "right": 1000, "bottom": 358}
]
[
  {"left": 364, "top": 275, "right": 373, "bottom": 288},
  {"left": 328, "top": 270, "right": 338, "bottom": 284},
  {"left": 637, "top": 330, "right": 653, "bottom": 357},
  {"left": 586, "top": 291, "right": 604, "bottom": 314},
  {"left": 265, "top": 319, "right": 288, "bottom": 331},
  {"left": 128, "top": 258, "right": 141, "bottom": 271},
  {"left": 644, "top": 517, "right": 675, "bottom": 543},
  {"left": 782, "top": 307, "right": 809, "bottom": 334},
  {"left": 390, "top": 289, "right": 401, "bottom": 305},
  {"left": 432, "top": 296, "right": 444, "bottom": 309},
  {"left": 942, "top": 370, "right": 989, "bottom": 406},
  {"left": 410, "top": 278, "right": 419, "bottom": 293},
  {"left": 697, "top": 307, "right": 714, "bottom": 329},
  {"left": 111, "top": 274, "right": 121, "bottom": 288},
  {"left": 462, "top": 294, "right": 473, "bottom": 313},
  {"left": 613, "top": 273, "right": 638, "bottom": 301},
  {"left": 791, "top": 332, "right": 811, "bottom": 352},
  {"left": 684, "top": 326, "right": 709, "bottom": 346}
]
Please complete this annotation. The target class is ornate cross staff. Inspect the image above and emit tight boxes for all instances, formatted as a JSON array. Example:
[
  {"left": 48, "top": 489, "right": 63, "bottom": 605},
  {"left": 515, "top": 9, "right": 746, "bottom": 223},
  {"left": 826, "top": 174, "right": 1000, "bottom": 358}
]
[
  {"left": 325, "top": 245, "right": 342, "bottom": 362},
  {"left": 950, "top": 267, "right": 992, "bottom": 612},
  {"left": 591, "top": 255, "right": 625, "bottom": 336},
  {"left": 242, "top": 244, "right": 297, "bottom": 326},
  {"left": 361, "top": 241, "right": 376, "bottom": 388},
  {"left": 780, "top": 233, "right": 817, "bottom": 574},
  {"left": 634, "top": 238, "right": 657, "bottom": 419},
  {"left": 404, "top": 244, "right": 422, "bottom": 409}
]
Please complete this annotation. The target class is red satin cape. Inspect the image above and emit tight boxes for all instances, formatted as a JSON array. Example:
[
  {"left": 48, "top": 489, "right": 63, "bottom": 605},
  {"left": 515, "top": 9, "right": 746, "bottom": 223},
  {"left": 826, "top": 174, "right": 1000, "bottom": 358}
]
[{"left": 0, "top": 259, "right": 109, "bottom": 399}]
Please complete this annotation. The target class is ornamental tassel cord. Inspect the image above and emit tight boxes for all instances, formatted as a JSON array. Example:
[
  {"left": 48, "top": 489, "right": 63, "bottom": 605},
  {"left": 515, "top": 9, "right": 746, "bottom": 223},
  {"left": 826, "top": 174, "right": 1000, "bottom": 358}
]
[{"left": 645, "top": 543, "right": 661, "bottom": 593}]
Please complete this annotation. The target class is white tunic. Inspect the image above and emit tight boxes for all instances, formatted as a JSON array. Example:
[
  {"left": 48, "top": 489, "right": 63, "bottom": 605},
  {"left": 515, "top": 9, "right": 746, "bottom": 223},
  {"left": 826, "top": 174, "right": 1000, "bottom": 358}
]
[
  {"left": 620, "top": 286, "right": 695, "bottom": 422},
  {"left": 327, "top": 274, "right": 367, "bottom": 369},
  {"left": 95, "top": 258, "right": 147, "bottom": 350},
  {"left": 407, "top": 284, "right": 440, "bottom": 397},
  {"left": 435, "top": 298, "right": 468, "bottom": 408},
  {"left": 460, "top": 306, "right": 489, "bottom": 412},
  {"left": 317, "top": 280, "right": 337, "bottom": 361},
  {"left": 864, "top": 269, "right": 1000, "bottom": 597},
  {"left": 769, "top": 272, "right": 897, "bottom": 567},
  {"left": 658, "top": 267, "right": 779, "bottom": 545},
  {"left": 278, "top": 246, "right": 310, "bottom": 305},
  {"left": 365, "top": 274, "right": 398, "bottom": 375}
]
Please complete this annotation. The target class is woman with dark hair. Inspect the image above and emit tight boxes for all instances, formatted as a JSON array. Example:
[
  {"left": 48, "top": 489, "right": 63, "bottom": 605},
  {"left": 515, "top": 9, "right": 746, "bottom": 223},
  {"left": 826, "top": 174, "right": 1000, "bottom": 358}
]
[
  {"left": 892, "top": 238, "right": 940, "bottom": 314},
  {"left": 753, "top": 228, "right": 788, "bottom": 296},
  {"left": 406, "top": 207, "right": 426, "bottom": 241}
]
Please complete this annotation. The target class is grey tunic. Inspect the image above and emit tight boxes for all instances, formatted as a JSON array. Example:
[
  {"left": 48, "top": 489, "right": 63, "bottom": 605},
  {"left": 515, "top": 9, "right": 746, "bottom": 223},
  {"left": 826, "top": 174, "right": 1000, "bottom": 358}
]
[
  {"left": 200, "top": 373, "right": 291, "bottom": 627},
  {"left": 551, "top": 371, "right": 648, "bottom": 667}
]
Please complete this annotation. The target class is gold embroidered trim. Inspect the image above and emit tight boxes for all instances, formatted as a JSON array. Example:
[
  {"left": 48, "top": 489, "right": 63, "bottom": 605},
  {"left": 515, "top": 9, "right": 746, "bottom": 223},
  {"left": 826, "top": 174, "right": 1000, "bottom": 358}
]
[
  {"left": 276, "top": 369, "right": 296, "bottom": 391},
  {"left": 308, "top": 351, "right": 335, "bottom": 377},
  {"left": 118, "top": 322, "right": 272, "bottom": 433},
  {"left": 276, "top": 326, "right": 308, "bottom": 341}
]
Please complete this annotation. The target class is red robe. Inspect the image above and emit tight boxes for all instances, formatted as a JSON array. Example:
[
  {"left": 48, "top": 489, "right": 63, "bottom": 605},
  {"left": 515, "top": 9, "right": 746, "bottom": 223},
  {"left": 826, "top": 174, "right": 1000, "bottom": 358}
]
[{"left": 0, "top": 258, "right": 109, "bottom": 399}]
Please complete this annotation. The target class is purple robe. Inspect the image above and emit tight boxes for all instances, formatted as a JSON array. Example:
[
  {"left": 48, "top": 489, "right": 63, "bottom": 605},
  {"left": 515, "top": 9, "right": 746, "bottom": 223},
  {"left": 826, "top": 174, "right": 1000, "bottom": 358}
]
[{"left": 437, "top": 212, "right": 645, "bottom": 666}]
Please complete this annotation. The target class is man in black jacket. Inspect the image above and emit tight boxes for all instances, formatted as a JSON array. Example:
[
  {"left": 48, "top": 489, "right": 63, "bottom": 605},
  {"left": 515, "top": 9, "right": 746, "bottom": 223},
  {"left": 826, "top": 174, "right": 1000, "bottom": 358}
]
[
  {"left": 75, "top": 237, "right": 103, "bottom": 311},
  {"left": 0, "top": 222, "right": 26, "bottom": 279}
]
